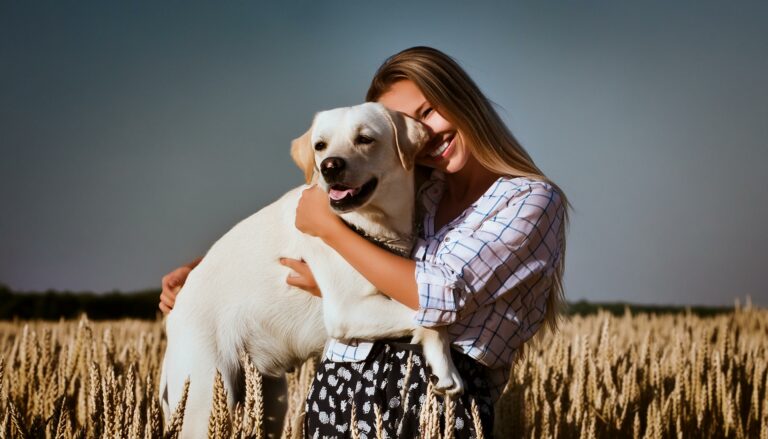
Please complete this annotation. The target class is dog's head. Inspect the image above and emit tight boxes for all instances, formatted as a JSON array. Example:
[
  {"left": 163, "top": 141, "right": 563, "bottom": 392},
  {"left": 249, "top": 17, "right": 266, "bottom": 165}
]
[{"left": 290, "top": 102, "right": 429, "bottom": 213}]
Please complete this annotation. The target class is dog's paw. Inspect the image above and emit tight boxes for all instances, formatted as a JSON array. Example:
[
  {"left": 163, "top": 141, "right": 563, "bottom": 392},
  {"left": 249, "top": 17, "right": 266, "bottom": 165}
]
[{"left": 432, "top": 370, "right": 464, "bottom": 396}]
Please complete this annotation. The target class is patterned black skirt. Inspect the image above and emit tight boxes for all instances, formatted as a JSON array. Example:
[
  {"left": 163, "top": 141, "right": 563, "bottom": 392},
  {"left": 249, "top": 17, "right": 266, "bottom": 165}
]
[{"left": 303, "top": 340, "right": 494, "bottom": 438}]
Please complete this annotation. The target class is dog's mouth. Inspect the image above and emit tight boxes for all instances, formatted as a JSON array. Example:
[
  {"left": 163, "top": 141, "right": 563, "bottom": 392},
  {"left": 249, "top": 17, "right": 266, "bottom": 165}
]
[{"left": 327, "top": 178, "right": 378, "bottom": 211}]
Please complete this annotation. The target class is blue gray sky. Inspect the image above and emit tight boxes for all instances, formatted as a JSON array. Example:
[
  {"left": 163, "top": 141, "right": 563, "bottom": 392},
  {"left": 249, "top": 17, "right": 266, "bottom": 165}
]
[{"left": 1, "top": 1, "right": 766, "bottom": 306}]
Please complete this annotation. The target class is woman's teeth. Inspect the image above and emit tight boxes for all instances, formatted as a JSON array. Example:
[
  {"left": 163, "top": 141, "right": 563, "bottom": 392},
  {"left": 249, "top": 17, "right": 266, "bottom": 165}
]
[{"left": 429, "top": 138, "right": 451, "bottom": 157}]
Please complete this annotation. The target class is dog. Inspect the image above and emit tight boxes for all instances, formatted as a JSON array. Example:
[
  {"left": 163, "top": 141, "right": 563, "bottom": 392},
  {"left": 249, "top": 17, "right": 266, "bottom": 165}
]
[{"left": 160, "top": 102, "right": 463, "bottom": 437}]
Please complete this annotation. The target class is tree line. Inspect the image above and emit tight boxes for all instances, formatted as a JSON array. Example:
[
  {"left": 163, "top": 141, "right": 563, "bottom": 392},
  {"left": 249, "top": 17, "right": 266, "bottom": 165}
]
[{"left": 0, "top": 283, "right": 734, "bottom": 320}]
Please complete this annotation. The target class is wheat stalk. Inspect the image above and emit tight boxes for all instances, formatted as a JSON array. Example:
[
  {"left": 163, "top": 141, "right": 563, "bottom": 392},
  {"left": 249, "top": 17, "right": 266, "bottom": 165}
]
[
  {"left": 162, "top": 378, "right": 189, "bottom": 439},
  {"left": 1, "top": 306, "right": 766, "bottom": 438}
]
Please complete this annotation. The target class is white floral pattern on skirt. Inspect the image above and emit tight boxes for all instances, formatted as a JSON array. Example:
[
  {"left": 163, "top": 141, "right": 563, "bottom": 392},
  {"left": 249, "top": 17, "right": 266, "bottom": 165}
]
[{"left": 304, "top": 340, "right": 494, "bottom": 438}]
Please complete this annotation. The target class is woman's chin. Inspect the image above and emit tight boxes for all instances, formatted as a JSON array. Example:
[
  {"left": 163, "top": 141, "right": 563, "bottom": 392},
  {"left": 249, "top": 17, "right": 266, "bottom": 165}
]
[
  {"left": 416, "top": 155, "right": 450, "bottom": 170},
  {"left": 416, "top": 158, "right": 464, "bottom": 174}
]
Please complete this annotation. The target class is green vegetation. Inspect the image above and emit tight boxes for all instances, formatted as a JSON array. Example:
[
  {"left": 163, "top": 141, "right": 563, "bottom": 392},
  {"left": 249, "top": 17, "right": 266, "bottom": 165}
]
[
  {"left": 0, "top": 283, "right": 161, "bottom": 320},
  {"left": 0, "top": 283, "right": 736, "bottom": 320},
  {"left": 566, "top": 299, "right": 734, "bottom": 317}
]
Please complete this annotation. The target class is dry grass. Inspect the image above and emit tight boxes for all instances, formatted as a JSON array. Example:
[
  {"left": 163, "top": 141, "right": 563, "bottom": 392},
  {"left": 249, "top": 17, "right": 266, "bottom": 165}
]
[{"left": 0, "top": 303, "right": 766, "bottom": 438}]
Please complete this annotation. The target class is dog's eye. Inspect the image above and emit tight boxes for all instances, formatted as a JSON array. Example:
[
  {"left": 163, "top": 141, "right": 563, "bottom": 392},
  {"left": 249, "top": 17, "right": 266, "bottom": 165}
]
[
  {"left": 355, "top": 135, "right": 374, "bottom": 145},
  {"left": 314, "top": 141, "right": 327, "bottom": 151}
]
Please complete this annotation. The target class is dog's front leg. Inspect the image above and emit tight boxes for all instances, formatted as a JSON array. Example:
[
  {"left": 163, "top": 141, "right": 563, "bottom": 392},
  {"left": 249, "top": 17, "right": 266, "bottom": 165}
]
[
  {"left": 309, "top": 255, "right": 418, "bottom": 341},
  {"left": 324, "top": 293, "right": 417, "bottom": 341},
  {"left": 311, "top": 254, "right": 464, "bottom": 394},
  {"left": 324, "top": 293, "right": 465, "bottom": 395},
  {"left": 413, "top": 326, "right": 464, "bottom": 395}
]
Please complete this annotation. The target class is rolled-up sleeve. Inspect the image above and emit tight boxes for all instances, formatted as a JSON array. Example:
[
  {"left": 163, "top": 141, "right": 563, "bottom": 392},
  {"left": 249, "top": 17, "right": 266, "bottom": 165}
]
[{"left": 414, "top": 183, "right": 563, "bottom": 327}]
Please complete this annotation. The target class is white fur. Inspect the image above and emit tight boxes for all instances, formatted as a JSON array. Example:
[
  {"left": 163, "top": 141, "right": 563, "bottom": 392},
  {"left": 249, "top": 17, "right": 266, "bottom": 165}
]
[{"left": 160, "top": 102, "right": 462, "bottom": 438}]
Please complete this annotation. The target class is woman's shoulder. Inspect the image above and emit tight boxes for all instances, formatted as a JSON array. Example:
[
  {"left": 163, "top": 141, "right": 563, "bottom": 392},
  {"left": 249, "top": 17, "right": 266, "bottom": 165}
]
[
  {"left": 477, "top": 176, "right": 565, "bottom": 227},
  {"left": 466, "top": 177, "right": 564, "bottom": 240},
  {"left": 490, "top": 176, "right": 560, "bottom": 204}
]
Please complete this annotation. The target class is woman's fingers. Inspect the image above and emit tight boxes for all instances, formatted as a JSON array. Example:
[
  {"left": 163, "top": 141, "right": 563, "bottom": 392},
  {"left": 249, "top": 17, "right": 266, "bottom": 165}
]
[
  {"left": 280, "top": 257, "right": 310, "bottom": 275},
  {"left": 161, "top": 277, "right": 172, "bottom": 292},
  {"left": 280, "top": 257, "right": 322, "bottom": 297},
  {"left": 160, "top": 289, "right": 176, "bottom": 308},
  {"left": 162, "top": 270, "right": 184, "bottom": 290},
  {"left": 285, "top": 274, "right": 313, "bottom": 289},
  {"left": 159, "top": 266, "right": 191, "bottom": 314},
  {"left": 159, "top": 280, "right": 179, "bottom": 314},
  {"left": 284, "top": 270, "right": 317, "bottom": 290}
]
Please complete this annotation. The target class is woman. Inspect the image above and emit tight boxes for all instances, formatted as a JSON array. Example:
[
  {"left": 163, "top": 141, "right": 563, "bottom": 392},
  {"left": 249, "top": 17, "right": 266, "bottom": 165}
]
[{"left": 160, "top": 46, "right": 569, "bottom": 438}]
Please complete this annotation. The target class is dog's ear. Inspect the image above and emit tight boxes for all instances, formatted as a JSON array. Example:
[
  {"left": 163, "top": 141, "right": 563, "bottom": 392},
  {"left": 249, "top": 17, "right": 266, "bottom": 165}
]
[
  {"left": 384, "top": 108, "right": 430, "bottom": 171},
  {"left": 290, "top": 127, "right": 316, "bottom": 184}
]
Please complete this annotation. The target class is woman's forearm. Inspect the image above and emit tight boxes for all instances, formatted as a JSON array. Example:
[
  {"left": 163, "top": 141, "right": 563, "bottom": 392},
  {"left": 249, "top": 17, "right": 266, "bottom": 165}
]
[{"left": 321, "top": 221, "right": 420, "bottom": 310}]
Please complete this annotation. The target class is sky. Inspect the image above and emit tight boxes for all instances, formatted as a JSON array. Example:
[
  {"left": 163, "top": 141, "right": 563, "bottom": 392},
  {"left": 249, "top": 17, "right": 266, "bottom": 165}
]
[{"left": 1, "top": 0, "right": 766, "bottom": 307}]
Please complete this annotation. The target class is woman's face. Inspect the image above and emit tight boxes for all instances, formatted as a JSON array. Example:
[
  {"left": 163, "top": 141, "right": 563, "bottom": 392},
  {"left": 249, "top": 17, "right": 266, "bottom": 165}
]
[{"left": 377, "top": 80, "right": 470, "bottom": 173}]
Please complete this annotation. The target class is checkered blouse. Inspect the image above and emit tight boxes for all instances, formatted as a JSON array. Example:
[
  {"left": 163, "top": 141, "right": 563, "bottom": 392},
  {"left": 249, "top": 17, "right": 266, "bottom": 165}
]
[{"left": 324, "top": 170, "right": 565, "bottom": 401}]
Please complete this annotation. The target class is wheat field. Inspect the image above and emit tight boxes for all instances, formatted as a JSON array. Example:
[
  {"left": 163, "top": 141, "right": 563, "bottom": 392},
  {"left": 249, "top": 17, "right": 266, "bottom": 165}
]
[{"left": 0, "top": 303, "right": 766, "bottom": 438}]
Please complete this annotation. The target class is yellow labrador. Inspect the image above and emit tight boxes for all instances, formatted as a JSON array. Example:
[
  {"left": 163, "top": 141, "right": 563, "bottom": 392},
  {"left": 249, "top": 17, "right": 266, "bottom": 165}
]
[{"left": 160, "top": 102, "right": 462, "bottom": 438}]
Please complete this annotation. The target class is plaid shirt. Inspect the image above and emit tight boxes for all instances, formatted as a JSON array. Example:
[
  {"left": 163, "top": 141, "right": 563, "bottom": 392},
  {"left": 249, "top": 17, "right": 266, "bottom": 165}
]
[{"left": 324, "top": 170, "right": 565, "bottom": 401}]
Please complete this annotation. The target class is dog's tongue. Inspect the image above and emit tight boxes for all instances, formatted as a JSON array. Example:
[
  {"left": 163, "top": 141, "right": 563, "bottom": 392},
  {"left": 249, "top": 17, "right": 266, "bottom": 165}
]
[{"left": 329, "top": 186, "right": 360, "bottom": 201}]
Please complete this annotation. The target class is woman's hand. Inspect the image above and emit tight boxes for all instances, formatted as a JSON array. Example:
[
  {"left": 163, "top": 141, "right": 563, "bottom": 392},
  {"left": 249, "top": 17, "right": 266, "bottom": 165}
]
[
  {"left": 159, "top": 257, "right": 202, "bottom": 314},
  {"left": 279, "top": 257, "right": 322, "bottom": 297},
  {"left": 295, "top": 185, "right": 343, "bottom": 240}
]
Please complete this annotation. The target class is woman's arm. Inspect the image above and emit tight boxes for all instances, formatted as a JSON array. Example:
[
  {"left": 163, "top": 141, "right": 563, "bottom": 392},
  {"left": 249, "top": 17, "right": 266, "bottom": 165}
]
[{"left": 295, "top": 185, "right": 420, "bottom": 310}]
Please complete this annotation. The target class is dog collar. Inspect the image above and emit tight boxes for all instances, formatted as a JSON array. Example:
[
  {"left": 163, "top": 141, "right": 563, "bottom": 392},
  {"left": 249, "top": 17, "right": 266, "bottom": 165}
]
[{"left": 342, "top": 220, "right": 412, "bottom": 257}]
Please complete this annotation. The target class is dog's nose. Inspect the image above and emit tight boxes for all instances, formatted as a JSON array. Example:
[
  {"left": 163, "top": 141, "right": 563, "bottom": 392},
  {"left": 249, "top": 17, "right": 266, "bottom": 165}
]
[{"left": 320, "top": 157, "right": 346, "bottom": 181}]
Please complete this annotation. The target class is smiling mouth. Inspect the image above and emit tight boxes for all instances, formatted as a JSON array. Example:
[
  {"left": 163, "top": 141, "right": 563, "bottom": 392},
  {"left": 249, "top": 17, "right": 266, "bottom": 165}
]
[
  {"left": 328, "top": 178, "right": 378, "bottom": 211},
  {"left": 428, "top": 134, "right": 455, "bottom": 158}
]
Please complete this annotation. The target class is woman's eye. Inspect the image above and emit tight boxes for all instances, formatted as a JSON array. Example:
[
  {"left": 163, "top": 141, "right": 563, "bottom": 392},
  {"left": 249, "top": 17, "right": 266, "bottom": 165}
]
[
  {"left": 314, "top": 141, "right": 327, "bottom": 151},
  {"left": 420, "top": 107, "right": 433, "bottom": 119},
  {"left": 355, "top": 135, "right": 374, "bottom": 145}
]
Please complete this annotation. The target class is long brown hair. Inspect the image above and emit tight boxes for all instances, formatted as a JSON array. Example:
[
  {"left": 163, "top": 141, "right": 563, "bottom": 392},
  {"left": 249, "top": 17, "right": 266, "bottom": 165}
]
[{"left": 366, "top": 46, "right": 572, "bottom": 337}]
